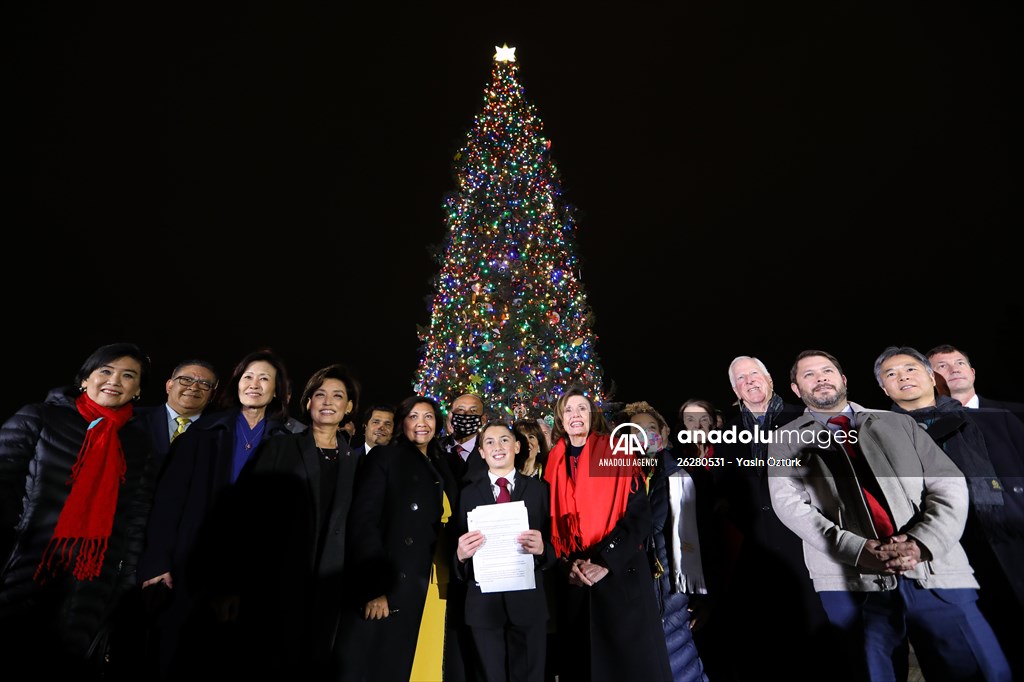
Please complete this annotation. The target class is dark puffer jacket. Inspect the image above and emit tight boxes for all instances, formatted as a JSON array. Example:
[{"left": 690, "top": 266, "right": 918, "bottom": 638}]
[
  {"left": 0, "top": 387, "right": 158, "bottom": 674},
  {"left": 648, "top": 450, "right": 710, "bottom": 682}
]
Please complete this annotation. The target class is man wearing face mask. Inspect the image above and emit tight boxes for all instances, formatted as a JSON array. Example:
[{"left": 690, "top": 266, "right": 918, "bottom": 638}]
[
  {"left": 443, "top": 393, "right": 490, "bottom": 487},
  {"left": 438, "top": 392, "right": 490, "bottom": 682}
]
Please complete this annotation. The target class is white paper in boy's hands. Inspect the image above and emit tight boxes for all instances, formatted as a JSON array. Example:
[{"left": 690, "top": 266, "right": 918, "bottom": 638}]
[{"left": 466, "top": 500, "right": 536, "bottom": 593}]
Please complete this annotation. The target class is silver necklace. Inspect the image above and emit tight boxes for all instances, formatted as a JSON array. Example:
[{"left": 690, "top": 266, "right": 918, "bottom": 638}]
[
  {"left": 317, "top": 446, "right": 339, "bottom": 462},
  {"left": 239, "top": 419, "right": 266, "bottom": 450}
]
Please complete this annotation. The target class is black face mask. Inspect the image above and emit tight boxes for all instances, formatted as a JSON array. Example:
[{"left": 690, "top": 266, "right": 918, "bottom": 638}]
[{"left": 450, "top": 413, "right": 483, "bottom": 438}]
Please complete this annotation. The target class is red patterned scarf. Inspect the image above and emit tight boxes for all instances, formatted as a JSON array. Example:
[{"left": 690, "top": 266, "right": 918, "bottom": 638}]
[
  {"left": 544, "top": 432, "right": 643, "bottom": 558},
  {"left": 35, "top": 393, "right": 134, "bottom": 582}
]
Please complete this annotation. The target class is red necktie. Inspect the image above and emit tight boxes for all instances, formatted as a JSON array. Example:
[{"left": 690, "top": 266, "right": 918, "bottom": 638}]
[
  {"left": 827, "top": 416, "right": 895, "bottom": 538},
  {"left": 496, "top": 477, "right": 511, "bottom": 503}
]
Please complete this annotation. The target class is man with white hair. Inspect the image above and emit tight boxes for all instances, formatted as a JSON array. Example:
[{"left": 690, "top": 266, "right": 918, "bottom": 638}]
[{"left": 713, "top": 356, "right": 833, "bottom": 681}]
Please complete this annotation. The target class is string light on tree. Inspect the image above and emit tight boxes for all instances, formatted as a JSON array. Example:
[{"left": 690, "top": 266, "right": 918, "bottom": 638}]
[{"left": 414, "top": 44, "right": 607, "bottom": 419}]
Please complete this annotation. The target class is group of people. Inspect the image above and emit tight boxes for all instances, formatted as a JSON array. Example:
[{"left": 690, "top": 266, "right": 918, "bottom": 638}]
[{"left": 0, "top": 341, "right": 1020, "bottom": 682}]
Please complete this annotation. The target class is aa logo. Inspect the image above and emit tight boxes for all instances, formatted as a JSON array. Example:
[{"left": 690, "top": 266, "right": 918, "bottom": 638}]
[{"left": 610, "top": 422, "right": 648, "bottom": 456}]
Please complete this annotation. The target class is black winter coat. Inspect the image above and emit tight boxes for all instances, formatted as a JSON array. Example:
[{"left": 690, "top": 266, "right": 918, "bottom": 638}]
[
  {"left": 0, "top": 387, "right": 158, "bottom": 676},
  {"left": 135, "top": 408, "right": 290, "bottom": 679},
  {"left": 893, "top": 399, "right": 1024, "bottom": 606},
  {"left": 550, "top": 465, "right": 674, "bottom": 682},
  {"left": 711, "top": 402, "right": 837, "bottom": 681},
  {"left": 138, "top": 409, "right": 291, "bottom": 594},
  {"left": 226, "top": 429, "right": 359, "bottom": 676},
  {"left": 336, "top": 439, "right": 457, "bottom": 682}
]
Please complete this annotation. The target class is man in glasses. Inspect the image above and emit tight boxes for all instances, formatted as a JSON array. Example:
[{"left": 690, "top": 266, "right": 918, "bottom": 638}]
[
  {"left": 127, "top": 359, "right": 219, "bottom": 678},
  {"left": 137, "top": 358, "right": 219, "bottom": 462}
]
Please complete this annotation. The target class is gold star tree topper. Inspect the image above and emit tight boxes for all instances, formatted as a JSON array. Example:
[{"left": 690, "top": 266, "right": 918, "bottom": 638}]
[{"left": 494, "top": 44, "right": 517, "bottom": 62}]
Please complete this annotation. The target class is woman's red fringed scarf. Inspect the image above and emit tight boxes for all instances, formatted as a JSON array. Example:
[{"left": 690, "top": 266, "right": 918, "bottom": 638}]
[
  {"left": 35, "top": 393, "right": 133, "bottom": 582},
  {"left": 544, "top": 432, "right": 643, "bottom": 558}
]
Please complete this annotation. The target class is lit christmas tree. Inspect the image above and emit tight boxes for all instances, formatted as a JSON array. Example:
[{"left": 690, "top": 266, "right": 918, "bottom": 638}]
[{"left": 414, "top": 44, "right": 606, "bottom": 420}]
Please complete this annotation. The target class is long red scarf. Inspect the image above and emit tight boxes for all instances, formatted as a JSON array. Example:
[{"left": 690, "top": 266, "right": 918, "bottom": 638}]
[
  {"left": 35, "top": 393, "right": 133, "bottom": 582},
  {"left": 544, "top": 432, "right": 642, "bottom": 558}
]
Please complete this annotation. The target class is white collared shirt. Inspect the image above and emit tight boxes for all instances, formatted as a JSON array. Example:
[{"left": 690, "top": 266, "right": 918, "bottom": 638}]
[
  {"left": 487, "top": 470, "right": 516, "bottom": 501},
  {"left": 813, "top": 405, "right": 857, "bottom": 430},
  {"left": 965, "top": 394, "right": 980, "bottom": 409}
]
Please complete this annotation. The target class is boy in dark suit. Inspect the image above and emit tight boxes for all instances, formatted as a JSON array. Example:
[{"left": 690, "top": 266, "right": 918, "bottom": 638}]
[{"left": 455, "top": 423, "right": 556, "bottom": 682}]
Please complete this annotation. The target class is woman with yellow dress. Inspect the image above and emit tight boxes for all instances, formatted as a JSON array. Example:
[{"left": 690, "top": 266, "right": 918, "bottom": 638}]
[
  {"left": 337, "top": 395, "right": 457, "bottom": 682},
  {"left": 410, "top": 486, "right": 452, "bottom": 681}
]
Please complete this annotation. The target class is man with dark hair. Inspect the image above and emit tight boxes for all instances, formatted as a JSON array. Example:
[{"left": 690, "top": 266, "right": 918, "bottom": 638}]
[
  {"left": 768, "top": 349, "right": 1009, "bottom": 681},
  {"left": 926, "top": 344, "right": 1024, "bottom": 418},
  {"left": 136, "top": 358, "right": 219, "bottom": 461},
  {"left": 876, "top": 345, "right": 1024, "bottom": 679},
  {"left": 353, "top": 404, "right": 395, "bottom": 456}
]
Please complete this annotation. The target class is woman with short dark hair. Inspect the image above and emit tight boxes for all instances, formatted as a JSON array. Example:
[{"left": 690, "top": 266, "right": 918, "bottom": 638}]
[
  {"left": 0, "top": 342, "right": 156, "bottom": 676},
  {"left": 222, "top": 363, "right": 361, "bottom": 678}
]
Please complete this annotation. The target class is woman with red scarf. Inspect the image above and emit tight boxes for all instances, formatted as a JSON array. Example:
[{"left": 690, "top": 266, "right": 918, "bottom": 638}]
[
  {"left": 543, "top": 386, "right": 673, "bottom": 682},
  {"left": 0, "top": 342, "right": 157, "bottom": 677}
]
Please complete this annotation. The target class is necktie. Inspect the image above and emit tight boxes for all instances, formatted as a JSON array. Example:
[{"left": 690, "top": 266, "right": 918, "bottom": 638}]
[
  {"left": 455, "top": 444, "right": 468, "bottom": 461},
  {"left": 172, "top": 416, "right": 190, "bottom": 442},
  {"left": 827, "top": 416, "right": 895, "bottom": 537},
  {"left": 496, "top": 477, "right": 511, "bottom": 503}
]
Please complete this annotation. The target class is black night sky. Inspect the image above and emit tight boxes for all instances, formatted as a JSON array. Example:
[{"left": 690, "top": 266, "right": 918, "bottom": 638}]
[{"left": 8, "top": 2, "right": 1021, "bottom": 426}]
